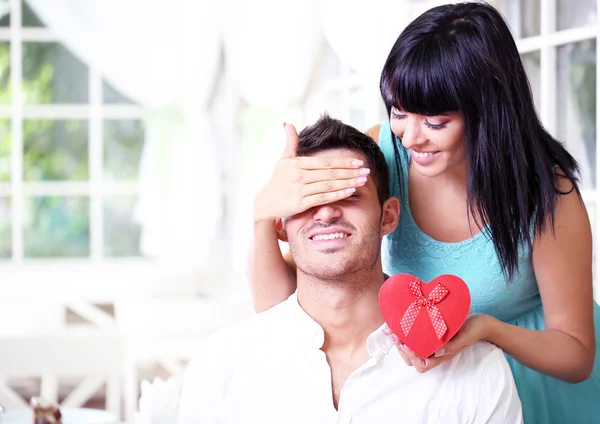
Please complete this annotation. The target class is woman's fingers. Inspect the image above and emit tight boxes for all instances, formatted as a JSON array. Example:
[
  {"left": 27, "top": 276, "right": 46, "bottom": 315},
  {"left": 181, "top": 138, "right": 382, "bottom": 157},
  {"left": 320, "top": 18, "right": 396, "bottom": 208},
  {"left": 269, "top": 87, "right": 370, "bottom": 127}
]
[
  {"left": 256, "top": 122, "right": 374, "bottom": 222},
  {"left": 398, "top": 344, "right": 426, "bottom": 371},
  {"left": 396, "top": 346, "right": 413, "bottom": 366},
  {"left": 303, "top": 177, "right": 367, "bottom": 196},
  {"left": 383, "top": 327, "right": 457, "bottom": 373},
  {"left": 301, "top": 188, "right": 358, "bottom": 210},
  {"left": 281, "top": 123, "right": 300, "bottom": 159},
  {"left": 297, "top": 156, "right": 364, "bottom": 170},
  {"left": 382, "top": 328, "right": 413, "bottom": 367},
  {"left": 300, "top": 167, "right": 370, "bottom": 184}
]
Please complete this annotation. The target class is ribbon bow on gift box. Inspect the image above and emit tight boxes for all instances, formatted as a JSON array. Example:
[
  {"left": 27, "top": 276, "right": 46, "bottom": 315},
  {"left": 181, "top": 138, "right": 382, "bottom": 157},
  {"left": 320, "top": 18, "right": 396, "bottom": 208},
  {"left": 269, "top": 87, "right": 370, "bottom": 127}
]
[{"left": 400, "top": 281, "right": 449, "bottom": 340}]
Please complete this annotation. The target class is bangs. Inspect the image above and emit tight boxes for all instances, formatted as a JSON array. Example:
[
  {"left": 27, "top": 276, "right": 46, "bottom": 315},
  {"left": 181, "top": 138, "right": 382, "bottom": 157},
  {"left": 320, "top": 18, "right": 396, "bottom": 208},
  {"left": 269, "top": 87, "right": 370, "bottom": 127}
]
[{"left": 381, "top": 38, "right": 463, "bottom": 116}]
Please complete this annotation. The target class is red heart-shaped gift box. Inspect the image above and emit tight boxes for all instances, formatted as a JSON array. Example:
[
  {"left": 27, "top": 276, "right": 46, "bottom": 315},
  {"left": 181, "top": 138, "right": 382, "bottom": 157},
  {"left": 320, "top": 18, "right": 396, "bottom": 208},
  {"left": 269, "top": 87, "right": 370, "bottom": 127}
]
[{"left": 379, "top": 274, "right": 471, "bottom": 359}]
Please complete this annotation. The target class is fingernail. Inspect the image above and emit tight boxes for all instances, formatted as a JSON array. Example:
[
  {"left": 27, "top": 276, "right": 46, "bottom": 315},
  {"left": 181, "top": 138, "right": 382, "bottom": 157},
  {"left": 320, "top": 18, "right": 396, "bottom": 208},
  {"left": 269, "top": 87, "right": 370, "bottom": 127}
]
[
  {"left": 352, "top": 160, "right": 364, "bottom": 168},
  {"left": 434, "top": 348, "right": 445, "bottom": 358},
  {"left": 345, "top": 188, "right": 356, "bottom": 195},
  {"left": 359, "top": 168, "right": 371, "bottom": 176},
  {"left": 389, "top": 334, "right": 399, "bottom": 344},
  {"left": 356, "top": 176, "right": 367, "bottom": 184}
]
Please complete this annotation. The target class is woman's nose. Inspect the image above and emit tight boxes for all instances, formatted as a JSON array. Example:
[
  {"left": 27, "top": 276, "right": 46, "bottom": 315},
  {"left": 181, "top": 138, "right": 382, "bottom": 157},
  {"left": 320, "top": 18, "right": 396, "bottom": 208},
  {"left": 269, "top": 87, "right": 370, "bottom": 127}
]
[{"left": 401, "top": 119, "right": 423, "bottom": 148}]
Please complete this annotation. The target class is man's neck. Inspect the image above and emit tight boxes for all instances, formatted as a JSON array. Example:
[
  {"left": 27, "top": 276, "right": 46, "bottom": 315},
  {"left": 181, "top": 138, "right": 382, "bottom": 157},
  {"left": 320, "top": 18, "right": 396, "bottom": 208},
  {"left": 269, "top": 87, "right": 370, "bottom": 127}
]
[{"left": 296, "top": 265, "right": 386, "bottom": 354}]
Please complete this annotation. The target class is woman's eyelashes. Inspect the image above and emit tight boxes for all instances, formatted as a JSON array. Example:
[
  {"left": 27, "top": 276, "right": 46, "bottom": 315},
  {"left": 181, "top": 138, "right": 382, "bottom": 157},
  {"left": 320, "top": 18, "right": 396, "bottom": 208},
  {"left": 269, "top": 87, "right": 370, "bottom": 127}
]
[
  {"left": 424, "top": 120, "right": 447, "bottom": 130},
  {"left": 391, "top": 110, "right": 405, "bottom": 120},
  {"left": 391, "top": 109, "right": 448, "bottom": 130}
]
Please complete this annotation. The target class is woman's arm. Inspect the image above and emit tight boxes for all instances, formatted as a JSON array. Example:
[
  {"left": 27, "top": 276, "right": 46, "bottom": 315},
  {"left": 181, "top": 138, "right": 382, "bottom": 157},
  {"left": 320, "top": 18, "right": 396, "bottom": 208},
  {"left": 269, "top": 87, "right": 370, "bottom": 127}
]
[
  {"left": 486, "top": 178, "right": 595, "bottom": 382},
  {"left": 248, "top": 219, "right": 297, "bottom": 312},
  {"left": 248, "top": 123, "right": 376, "bottom": 312}
]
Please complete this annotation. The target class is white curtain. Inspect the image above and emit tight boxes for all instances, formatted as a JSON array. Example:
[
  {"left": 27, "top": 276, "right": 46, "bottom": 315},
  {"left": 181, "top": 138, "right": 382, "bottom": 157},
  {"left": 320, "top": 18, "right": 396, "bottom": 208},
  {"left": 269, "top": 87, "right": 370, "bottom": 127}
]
[
  {"left": 27, "top": 0, "right": 223, "bottom": 288},
  {"left": 222, "top": 0, "right": 324, "bottom": 284},
  {"left": 223, "top": 0, "right": 323, "bottom": 106},
  {"left": 321, "top": 0, "right": 410, "bottom": 81}
]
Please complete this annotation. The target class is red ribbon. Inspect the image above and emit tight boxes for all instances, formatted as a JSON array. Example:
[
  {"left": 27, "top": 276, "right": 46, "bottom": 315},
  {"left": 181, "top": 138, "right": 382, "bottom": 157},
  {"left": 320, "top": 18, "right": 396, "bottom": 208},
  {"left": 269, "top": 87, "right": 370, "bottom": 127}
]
[{"left": 400, "top": 281, "right": 449, "bottom": 340}]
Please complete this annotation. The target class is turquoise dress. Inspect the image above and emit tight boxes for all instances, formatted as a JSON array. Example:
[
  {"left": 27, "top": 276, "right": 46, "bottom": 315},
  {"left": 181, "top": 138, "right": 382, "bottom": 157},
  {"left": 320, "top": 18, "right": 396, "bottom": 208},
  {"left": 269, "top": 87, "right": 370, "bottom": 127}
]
[{"left": 378, "top": 120, "right": 600, "bottom": 424}]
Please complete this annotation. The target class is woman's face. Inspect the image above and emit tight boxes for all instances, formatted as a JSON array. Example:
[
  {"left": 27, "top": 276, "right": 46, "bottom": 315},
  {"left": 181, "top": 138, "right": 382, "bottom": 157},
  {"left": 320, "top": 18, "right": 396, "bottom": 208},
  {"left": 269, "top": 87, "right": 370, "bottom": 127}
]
[{"left": 389, "top": 107, "right": 467, "bottom": 178}]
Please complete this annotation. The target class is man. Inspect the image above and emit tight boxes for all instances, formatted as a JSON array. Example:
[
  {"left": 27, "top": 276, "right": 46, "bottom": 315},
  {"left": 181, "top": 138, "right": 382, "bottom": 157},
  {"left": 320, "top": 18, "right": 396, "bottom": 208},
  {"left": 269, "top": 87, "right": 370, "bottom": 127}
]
[{"left": 178, "top": 115, "right": 523, "bottom": 423}]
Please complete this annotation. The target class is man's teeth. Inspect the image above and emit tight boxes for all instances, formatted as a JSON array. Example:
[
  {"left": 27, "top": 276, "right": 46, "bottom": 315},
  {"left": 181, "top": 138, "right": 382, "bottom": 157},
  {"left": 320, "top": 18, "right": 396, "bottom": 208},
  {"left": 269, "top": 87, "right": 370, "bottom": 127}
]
[
  {"left": 413, "top": 151, "right": 435, "bottom": 158},
  {"left": 312, "top": 232, "right": 348, "bottom": 241}
]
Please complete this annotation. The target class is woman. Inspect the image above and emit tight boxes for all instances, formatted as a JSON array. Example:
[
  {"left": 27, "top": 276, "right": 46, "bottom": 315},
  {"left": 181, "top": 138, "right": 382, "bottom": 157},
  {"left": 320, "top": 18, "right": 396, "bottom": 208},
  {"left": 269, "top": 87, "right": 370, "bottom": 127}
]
[{"left": 250, "top": 3, "right": 599, "bottom": 423}]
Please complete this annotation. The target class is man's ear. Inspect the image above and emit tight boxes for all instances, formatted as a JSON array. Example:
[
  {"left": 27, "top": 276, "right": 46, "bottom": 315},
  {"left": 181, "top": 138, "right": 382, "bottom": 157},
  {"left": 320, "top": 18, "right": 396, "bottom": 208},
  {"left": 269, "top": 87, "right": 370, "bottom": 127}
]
[
  {"left": 380, "top": 197, "right": 400, "bottom": 237},
  {"left": 276, "top": 218, "right": 288, "bottom": 242}
]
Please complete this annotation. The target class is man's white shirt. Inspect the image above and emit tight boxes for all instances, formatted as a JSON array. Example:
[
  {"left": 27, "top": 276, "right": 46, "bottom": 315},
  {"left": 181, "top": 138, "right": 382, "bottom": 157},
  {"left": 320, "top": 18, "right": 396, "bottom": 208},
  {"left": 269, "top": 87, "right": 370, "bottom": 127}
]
[{"left": 179, "top": 294, "right": 523, "bottom": 424}]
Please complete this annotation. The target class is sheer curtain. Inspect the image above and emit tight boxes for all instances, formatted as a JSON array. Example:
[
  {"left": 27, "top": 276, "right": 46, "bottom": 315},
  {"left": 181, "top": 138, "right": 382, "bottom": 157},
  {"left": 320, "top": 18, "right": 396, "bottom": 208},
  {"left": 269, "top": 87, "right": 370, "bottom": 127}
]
[
  {"left": 322, "top": 0, "right": 409, "bottom": 80},
  {"left": 223, "top": 0, "right": 324, "bottom": 285}
]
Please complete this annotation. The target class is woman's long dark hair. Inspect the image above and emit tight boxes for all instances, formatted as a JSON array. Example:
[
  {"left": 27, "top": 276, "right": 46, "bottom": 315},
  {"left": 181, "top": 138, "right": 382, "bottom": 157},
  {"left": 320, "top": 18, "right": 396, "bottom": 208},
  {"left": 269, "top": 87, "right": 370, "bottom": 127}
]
[{"left": 379, "top": 1, "right": 580, "bottom": 279}]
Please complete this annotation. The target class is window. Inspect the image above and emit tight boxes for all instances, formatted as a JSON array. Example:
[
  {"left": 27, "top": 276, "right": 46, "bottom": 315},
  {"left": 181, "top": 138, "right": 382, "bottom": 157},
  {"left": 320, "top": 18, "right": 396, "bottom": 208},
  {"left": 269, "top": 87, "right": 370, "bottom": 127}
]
[{"left": 0, "top": 1, "right": 155, "bottom": 299}]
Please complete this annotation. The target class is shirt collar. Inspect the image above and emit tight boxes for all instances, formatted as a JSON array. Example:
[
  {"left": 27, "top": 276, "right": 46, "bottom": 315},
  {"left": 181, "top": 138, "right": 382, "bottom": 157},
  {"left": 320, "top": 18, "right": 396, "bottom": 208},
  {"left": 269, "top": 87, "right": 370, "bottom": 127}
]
[
  {"left": 284, "top": 293, "right": 395, "bottom": 357},
  {"left": 283, "top": 292, "right": 325, "bottom": 349}
]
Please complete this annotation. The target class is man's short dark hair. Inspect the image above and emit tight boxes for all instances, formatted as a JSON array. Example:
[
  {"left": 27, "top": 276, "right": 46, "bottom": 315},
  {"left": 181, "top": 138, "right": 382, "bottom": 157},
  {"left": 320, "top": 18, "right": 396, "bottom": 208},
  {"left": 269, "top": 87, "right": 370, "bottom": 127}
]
[{"left": 297, "top": 114, "right": 390, "bottom": 205}]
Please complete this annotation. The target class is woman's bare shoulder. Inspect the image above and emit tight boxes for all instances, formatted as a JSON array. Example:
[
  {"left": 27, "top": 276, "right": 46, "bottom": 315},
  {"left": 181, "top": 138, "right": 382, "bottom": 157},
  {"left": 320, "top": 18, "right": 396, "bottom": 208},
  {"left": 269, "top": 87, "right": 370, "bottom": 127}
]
[{"left": 365, "top": 124, "right": 381, "bottom": 144}]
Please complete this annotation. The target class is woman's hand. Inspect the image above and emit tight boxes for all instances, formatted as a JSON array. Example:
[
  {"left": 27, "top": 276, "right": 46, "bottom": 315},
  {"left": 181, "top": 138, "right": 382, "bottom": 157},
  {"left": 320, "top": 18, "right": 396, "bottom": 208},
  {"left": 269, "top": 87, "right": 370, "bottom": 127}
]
[
  {"left": 386, "top": 313, "right": 494, "bottom": 373},
  {"left": 254, "top": 123, "right": 370, "bottom": 222}
]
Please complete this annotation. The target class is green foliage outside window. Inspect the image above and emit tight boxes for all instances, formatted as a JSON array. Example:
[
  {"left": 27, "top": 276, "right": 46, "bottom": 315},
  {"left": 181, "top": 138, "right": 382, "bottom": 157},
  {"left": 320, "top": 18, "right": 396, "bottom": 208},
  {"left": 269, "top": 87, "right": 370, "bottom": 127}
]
[{"left": 0, "top": 6, "right": 144, "bottom": 259}]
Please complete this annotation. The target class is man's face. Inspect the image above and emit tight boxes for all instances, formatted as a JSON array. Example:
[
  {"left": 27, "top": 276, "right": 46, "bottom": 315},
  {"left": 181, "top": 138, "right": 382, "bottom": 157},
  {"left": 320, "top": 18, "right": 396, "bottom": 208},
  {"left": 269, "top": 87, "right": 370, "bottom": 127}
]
[{"left": 284, "top": 148, "right": 394, "bottom": 280}]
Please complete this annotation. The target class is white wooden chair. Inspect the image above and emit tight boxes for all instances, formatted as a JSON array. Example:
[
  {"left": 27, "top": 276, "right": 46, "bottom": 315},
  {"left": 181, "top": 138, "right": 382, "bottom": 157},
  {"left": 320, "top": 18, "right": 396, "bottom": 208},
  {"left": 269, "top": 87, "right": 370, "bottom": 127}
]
[
  {"left": 115, "top": 293, "right": 253, "bottom": 421},
  {"left": 0, "top": 301, "right": 65, "bottom": 336},
  {"left": 0, "top": 333, "right": 124, "bottom": 419}
]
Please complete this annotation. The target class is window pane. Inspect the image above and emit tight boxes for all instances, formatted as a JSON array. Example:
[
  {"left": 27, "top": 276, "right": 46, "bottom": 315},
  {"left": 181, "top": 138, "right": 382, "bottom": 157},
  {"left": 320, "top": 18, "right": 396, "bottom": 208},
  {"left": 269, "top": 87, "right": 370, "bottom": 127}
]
[
  {"left": 104, "top": 120, "right": 144, "bottom": 181},
  {"left": 0, "top": 5, "right": 9, "bottom": 27},
  {"left": 23, "top": 43, "right": 88, "bottom": 104},
  {"left": 104, "top": 196, "right": 141, "bottom": 257},
  {"left": 498, "top": 0, "right": 540, "bottom": 39},
  {"left": 103, "top": 79, "right": 134, "bottom": 105},
  {"left": 0, "top": 197, "right": 10, "bottom": 258},
  {"left": 520, "top": 0, "right": 540, "bottom": 38},
  {"left": 22, "top": 0, "right": 44, "bottom": 27},
  {"left": 0, "top": 119, "right": 10, "bottom": 181},
  {"left": 24, "top": 196, "right": 89, "bottom": 258},
  {"left": 0, "top": 42, "right": 10, "bottom": 104},
  {"left": 24, "top": 119, "right": 88, "bottom": 181},
  {"left": 557, "top": 40, "right": 596, "bottom": 189},
  {"left": 521, "top": 50, "right": 541, "bottom": 113},
  {"left": 557, "top": 0, "right": 596, "bottom": 31}
]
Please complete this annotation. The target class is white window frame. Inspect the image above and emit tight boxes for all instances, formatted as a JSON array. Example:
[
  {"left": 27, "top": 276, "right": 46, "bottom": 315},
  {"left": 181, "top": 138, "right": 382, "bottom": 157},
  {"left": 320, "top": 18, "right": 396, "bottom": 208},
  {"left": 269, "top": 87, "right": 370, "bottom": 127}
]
[{"left": 0, "top": 0, "right": 160, "bottom": 303}]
